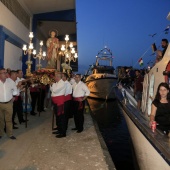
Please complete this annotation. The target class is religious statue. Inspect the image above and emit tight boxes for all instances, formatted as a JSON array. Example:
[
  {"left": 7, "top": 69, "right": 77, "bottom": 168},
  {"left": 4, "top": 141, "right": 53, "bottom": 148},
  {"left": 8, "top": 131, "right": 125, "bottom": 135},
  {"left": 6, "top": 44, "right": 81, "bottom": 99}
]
[
  {"left": 46, "top": 30, "right": 60, "bottom": 70},
  {"left": 61, "top": 63, "right": 72, "bottom": 74}
]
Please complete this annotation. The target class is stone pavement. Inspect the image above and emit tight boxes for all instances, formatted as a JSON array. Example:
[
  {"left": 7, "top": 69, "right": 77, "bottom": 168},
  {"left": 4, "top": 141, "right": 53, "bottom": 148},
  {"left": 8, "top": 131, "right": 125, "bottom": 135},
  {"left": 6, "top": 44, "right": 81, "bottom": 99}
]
[{"left": 0, "top": 108, "right": 115, "bottom": 170}]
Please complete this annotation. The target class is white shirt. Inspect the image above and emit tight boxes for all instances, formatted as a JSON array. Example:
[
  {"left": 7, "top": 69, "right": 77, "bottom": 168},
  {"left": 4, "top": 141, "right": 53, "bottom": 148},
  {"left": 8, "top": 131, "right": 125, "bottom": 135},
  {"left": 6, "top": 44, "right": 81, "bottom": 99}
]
[
  {"left": 15, "top": 77, "right": 25, "bottom": 95},
  {"left": 16, "top": 77, "right": 25, "bottom": 84},
  {"left": 70, "top": 78, "right": 75, "bottom": 85},
  {"left": 0, "top": 78, "right": 18, "bottom": 102},
  {"left": 72, "top": 81, "right": 90, "bottom": 97},
  {"left": 64, "top": 80, "right": 72, "bottom": 96},
  {"left": 50, "top": 79, "right": 66, "bottom": 97}
]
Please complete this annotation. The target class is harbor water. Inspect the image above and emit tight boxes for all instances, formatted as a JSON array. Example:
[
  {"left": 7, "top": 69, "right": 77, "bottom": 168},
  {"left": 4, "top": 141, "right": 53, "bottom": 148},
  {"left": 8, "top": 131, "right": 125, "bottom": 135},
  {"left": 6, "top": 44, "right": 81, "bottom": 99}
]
[{"left": 87, "top": 98, "right": 136, "bottom": 170}]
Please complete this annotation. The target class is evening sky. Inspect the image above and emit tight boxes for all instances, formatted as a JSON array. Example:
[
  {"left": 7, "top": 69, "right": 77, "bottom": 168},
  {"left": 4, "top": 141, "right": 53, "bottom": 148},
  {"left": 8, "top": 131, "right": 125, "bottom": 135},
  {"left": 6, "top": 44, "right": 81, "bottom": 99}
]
[{"left": 76, "top": 0, "right": 170, "bottom": 73}]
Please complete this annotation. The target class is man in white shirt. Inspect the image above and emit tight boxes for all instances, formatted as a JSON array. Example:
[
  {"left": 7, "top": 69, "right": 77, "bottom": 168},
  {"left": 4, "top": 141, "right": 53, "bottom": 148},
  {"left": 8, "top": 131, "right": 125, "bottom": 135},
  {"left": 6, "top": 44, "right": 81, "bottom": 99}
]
[
  {"left": 10, "top": 70, "right": 25, "bottom": 129},
  {"left": 72, "top": 74, "right": 90, "bottom": 133},
  {"left": 0, "top": 68, "right": 18, "bottom": 139},
  {"left": 50, "top": 72, "right": 66, "bottom": 138},
  {"left": 16, "top": 69, "right": 25, "bottom": 82},
  {"left": 62, "top": 73, "right": 72, "bottom": 131},
  {"left": 69, "top": 73, "right": 75, "bottom": 85}
]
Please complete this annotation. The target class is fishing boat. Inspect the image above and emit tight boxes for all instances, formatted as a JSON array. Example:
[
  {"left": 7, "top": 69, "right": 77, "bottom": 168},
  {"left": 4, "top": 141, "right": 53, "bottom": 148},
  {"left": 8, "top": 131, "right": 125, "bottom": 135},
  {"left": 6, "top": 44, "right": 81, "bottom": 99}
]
[
  {"left": 115, "top": 43, "right": 170, "bottom": 170},
  {"left": 85, "top": 47, "right": 117, "bottom": 99}
]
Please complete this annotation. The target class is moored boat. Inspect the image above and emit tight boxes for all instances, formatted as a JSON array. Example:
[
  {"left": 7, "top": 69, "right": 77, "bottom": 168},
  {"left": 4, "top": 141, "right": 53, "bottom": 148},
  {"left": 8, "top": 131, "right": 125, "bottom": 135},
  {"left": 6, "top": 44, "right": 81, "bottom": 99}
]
[
  {"left": 85, "top": 47, "right": 117, "bottom": 99},
  {"left": 115, "top": 43, "right": 170, "bottom": 170}
]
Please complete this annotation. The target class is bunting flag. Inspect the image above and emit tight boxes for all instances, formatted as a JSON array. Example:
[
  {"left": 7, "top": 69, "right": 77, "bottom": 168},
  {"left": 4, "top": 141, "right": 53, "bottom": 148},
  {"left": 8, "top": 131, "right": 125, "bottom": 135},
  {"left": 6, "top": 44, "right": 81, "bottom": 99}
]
[
  {"left": 138, "top": 58, "right": 143, "bottom": 66},
  {"left": 164, "top": 25, "right": 169, "bottom": 31},
  {"left": 151, "top": 43, "right": 157, "bottom": 52},
  {"left": 164, "top": 25, "right": 169, "bottom": 34}
]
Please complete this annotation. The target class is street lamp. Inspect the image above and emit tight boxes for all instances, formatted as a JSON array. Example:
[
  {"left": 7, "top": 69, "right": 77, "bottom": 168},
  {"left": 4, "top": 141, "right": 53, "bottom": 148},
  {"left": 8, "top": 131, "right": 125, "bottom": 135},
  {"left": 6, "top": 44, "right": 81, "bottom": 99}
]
[
  {"left": 61, "top": 34, "right": 78, "bottom": 66},
  {"left": 32, "top": 40, "right": 46, "bottom": 70},
  {"left": 22, "top": 32, "right": 34, "bottom": 76}
]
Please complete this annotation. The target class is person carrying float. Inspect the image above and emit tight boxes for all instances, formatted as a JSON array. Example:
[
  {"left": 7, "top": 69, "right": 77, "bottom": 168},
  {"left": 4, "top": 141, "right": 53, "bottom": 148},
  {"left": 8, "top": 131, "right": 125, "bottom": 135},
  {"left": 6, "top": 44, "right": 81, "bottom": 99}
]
[
  {"left": 72, "top": 74, "right": 90, "bottom": 133},
  {"left": 62, "top": 73, "right": 73, "bottom": 130},
  {"left": 50, "top": 71, "right": 66, "bottom": 138}
]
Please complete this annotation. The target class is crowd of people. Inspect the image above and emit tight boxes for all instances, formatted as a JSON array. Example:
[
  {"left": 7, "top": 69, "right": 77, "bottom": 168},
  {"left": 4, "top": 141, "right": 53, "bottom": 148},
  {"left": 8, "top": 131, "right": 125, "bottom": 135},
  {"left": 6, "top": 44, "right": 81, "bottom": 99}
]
[
  {"left": 118, "top": 67, "right": 144, "bottom": 109},
  {"left": 117, "top": 38, "right": 170, "bottom": 134},
  {"left": 0, "top": 69, "right": 90, "bottom": 139},
  {"left": 0, "top": 38, "right": 169, "bottom": 139},
  {"left": 118, "top": 67, "right": 170, "bottom": 134},
  {"left": 118, "top": 38, "right": 169, "bottom": 111}
]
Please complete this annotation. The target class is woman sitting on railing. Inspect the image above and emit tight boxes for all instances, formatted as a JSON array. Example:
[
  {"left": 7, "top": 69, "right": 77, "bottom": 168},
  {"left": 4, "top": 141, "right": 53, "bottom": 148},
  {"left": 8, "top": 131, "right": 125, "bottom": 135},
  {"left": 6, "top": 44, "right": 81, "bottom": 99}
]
[{"left": 149, "top": 82, "right": 170, "bottom": 134}]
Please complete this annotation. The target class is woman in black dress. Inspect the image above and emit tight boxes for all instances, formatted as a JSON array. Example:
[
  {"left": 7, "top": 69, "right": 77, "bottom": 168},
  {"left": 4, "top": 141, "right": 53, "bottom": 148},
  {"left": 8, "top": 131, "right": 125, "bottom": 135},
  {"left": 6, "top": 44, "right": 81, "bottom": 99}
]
[{"left": 149, "top": 82, "right": 170, "bottom": 133}]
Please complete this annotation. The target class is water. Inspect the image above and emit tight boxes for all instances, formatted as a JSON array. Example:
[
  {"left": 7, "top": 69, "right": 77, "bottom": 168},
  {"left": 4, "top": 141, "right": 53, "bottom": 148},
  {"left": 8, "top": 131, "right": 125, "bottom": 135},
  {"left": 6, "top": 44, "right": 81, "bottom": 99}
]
[{"left": 87, "top": 98, "right": 135, "bottom": 170}]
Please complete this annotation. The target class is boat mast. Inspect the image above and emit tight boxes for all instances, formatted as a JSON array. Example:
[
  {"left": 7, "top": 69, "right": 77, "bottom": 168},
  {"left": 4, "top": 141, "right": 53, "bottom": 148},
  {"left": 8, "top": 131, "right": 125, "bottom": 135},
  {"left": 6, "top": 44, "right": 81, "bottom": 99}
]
[{"left": 96, "top": 47, "right": 113, "bottom": 66}]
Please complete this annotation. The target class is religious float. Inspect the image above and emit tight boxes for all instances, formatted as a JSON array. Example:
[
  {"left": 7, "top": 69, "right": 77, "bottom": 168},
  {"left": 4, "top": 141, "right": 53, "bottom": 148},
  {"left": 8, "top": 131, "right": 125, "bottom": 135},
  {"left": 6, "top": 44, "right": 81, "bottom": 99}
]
[{"left": 25, "top": 62, "right": 72, "bottom": 86}]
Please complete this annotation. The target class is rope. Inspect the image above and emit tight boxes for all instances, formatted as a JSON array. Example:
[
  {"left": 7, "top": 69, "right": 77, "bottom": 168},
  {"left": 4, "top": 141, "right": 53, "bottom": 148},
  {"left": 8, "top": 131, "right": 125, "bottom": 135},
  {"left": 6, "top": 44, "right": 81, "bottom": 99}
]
[
  {"left": 93, "top": 84, "right": 117, "bottom": 111},
  {"left": 133, "top": 25, "right": 169, "bottom": 68}
]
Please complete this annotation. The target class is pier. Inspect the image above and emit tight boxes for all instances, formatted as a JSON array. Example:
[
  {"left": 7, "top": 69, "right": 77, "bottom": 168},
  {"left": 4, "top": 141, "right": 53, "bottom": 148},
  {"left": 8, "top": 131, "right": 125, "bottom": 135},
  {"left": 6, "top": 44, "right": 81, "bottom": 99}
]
[{"left": 0, "top": 107, "right": 115, "bottom": 170}]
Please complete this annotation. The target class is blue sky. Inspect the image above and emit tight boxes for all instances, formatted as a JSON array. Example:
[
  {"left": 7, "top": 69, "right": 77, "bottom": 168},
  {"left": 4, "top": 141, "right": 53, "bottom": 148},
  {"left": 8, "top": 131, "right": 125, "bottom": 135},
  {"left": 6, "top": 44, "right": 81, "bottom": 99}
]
[{"left": 76, "top": 0, "right": 170, "bottom": 74}]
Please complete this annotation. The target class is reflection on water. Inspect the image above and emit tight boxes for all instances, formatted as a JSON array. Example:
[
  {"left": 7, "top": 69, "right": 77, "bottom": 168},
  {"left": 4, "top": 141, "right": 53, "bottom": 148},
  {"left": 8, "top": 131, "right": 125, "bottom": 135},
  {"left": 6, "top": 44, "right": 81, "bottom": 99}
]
[{"left": 87, "top": 98, "right": 135, "bottom": 170}]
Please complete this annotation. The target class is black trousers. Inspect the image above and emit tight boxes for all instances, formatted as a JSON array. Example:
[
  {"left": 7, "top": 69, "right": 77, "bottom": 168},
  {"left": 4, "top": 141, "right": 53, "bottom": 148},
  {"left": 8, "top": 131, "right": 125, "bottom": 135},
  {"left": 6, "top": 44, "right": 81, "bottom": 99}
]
[
  {"left": 53, "top": 104, "right": 66, "bottom": 135},
  {"left": 30, "top": 92, "right": 39, "bottom": 114},
  {"left": 73, "top": 100, "right": 85, "bottom": 131},
  {"left": 12, "top": 96, "right": 24, "bottom": 124},
  {"left": 37, "top": 89, "right": 46, "bottom": 112},
  {"left": 64, "top": 100, "right": 72, "bottom": 129},
  {"left": 155, "top": 117, "right": 170, "bottom": 134}
]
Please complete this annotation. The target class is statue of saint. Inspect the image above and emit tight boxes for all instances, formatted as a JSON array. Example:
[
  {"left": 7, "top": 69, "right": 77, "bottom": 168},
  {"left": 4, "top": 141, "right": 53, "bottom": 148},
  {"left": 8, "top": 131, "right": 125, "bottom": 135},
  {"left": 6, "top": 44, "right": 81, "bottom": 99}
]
[{"left": 46, "top": 30, "right": 60, "bottom": 70}]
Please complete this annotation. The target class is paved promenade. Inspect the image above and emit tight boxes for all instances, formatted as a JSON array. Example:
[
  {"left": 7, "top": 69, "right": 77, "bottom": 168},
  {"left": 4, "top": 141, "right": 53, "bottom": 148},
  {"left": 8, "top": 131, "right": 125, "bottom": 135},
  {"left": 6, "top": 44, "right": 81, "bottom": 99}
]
[{"left": 0, "top": 107, "right": 115, "bottom": 170}]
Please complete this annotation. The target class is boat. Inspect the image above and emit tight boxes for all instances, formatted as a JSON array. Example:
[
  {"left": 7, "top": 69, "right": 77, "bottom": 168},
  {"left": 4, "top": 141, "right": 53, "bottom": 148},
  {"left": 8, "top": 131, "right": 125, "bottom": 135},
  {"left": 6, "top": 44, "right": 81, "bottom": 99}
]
[
  {"left": 85, "top": 47, "right": 118, "bottom": 99},
  {"left": 115, "top": 43, "right": 170, "bottom": 169}
]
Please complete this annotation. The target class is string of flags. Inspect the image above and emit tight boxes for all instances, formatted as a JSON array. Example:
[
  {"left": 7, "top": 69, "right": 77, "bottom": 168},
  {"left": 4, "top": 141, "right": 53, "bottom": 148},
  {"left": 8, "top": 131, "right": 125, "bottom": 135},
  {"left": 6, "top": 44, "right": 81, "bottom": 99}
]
[
  {"left": 134, "top": 24, "right": 169, "bottom": 68},
  {"left": 164, "top": 25, "right": 170, "bottom": 34},
  {"left": 138, "top": 58, "right": 143, "bottom": 67}
]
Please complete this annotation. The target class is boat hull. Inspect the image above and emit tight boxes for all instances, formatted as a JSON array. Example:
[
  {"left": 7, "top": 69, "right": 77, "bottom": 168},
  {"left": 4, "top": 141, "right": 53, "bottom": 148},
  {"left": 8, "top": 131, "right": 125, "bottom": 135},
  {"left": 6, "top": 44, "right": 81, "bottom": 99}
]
[
  {"left": 115, "top": 44, "right": 170, "bottom": 170},
  {"left": 85, "top": 78, "right": 117, "bottom": 99},
  {"left": 115, "top": 85, "right": 170, "bottom": 170},
  {"left": 122, "top": 108, "right": 170, "bottom": 170}
]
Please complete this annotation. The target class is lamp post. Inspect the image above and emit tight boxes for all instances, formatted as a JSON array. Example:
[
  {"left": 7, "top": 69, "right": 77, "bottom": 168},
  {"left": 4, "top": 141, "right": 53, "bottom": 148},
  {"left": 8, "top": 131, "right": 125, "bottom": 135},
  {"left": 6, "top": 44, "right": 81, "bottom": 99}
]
[
  {"left": 22, "top": 32, "right": 34, "bottom": 77},
  {"left": 32, "top": 40, "right": 46, "bottom": 70},
  {"left": 61, "top": 35, "right": 78, "bottom": 66}
]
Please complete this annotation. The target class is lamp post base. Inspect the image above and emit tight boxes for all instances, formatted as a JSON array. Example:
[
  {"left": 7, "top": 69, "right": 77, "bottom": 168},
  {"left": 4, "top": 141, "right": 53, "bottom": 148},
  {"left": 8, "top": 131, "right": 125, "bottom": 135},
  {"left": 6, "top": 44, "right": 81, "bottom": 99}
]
[
  {"left": 26, "top": 69, "right": 32, "bottom": 77},
  {"left": 26, "top": 60, "right": 33, "bottom": 77}
]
